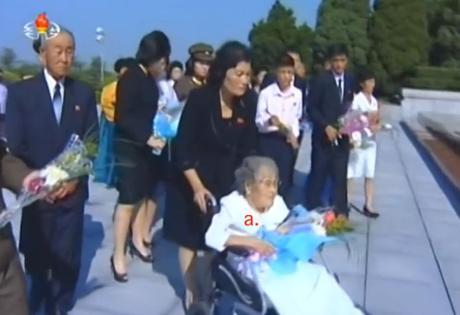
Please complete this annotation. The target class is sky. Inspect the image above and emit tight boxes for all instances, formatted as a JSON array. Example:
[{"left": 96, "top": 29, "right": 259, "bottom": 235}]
[{"left": 0, "top": 0, "right": 322, "bottom": 66}]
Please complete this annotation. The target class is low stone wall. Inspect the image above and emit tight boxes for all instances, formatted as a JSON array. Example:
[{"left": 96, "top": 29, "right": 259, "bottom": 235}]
[{"left": 401, "top": 88, "right": 460, "bottom": 122}]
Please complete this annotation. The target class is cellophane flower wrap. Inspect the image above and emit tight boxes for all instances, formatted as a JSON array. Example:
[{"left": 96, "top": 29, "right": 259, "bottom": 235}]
[
  {"left": 236, "top": 205, "right": 352, "bottom": 276},
  {"left": 0, "top": 134, "right": 94, "bottom": 228},
  {"left": 337, "top": 109, "right": 374, "bottom": 148},
  {"left": 152, "top": 98, "right": 183, "bottom": 156}
]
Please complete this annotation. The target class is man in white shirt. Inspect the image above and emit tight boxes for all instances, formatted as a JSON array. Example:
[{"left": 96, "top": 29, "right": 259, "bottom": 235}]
[{"left": 256, "top": 53, "right": 302, "bottom": 200}]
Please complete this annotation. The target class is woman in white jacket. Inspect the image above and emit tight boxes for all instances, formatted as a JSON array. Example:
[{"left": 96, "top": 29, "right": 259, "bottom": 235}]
[
  {"left": 347, "top": 70, "right": 381, "bottom": 218},
  {"left": 205, "top": 156, "right": 363, "bottom": 315}
]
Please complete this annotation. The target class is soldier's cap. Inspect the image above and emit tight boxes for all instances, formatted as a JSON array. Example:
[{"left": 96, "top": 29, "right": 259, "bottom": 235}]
[{"left": 189, "top": 43, "right": 214, "bottom": 62}]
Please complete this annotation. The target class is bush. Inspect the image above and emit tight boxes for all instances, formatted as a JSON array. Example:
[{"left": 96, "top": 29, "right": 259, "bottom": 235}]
[
  {"left": 3, "top": 70, "right": 20, "bottom": 83},
  {"left": 404, "top": 66, "right": 460, "bottom": 91},
  {"left": 415, "top": 66, "right": 460, "bottom": 80}
]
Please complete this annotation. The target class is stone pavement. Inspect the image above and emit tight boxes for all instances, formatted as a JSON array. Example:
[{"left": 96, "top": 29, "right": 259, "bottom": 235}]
[
  {"left": 6, "top": 105, "right": 460, "bottom": 315},
  {"left": 314, "top": 105, "right": 460, "bottom": 315}
]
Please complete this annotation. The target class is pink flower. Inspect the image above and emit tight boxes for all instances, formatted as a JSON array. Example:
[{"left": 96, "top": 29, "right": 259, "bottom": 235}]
[{"left": 338, "top": 110, "right": 370, "bottom": 136}]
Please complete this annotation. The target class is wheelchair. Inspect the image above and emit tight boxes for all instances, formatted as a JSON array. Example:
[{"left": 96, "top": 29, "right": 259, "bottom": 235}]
[
  {"left": 186, "top": 200, "right": 370, "bottom": 315},
  {"left": 186, "top": 246, "right": 277, "bottom": 315}
]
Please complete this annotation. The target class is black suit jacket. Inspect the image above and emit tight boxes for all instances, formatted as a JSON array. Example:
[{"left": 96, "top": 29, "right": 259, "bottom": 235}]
[
  {"left": 114, "top": 65, "right": 158, "bottom": 145},
  {"left": 307, "top": 71, "right": 355, "bottom": 143},
  {"left": 173, "top": 86, "right": 258, "bottom": 198},
  {"left": 5, "top": 71, "right": 99, "bottom": 207}
]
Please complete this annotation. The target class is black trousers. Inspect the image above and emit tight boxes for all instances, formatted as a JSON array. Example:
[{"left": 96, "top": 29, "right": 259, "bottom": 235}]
[
  {"left": 0, "top": 114, "right": 5, "bottom": 140},
  {"left": 0, "top": 237, "right": 28, "bottom": 315},
  {"left": 20, "top": 202, "right": 85, "bottom": 314},
  {"left": 258, "top": 133, "right": 295, "bottom": 200},
  {"left": 307, "top": 136, "right": 350, "bottom": 215}
]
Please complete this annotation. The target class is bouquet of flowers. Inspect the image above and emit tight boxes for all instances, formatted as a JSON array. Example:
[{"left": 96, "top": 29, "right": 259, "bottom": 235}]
[
  {"left": 151, "top": 98, "right": 184, "bottom": 155},
  {"left": 233, "top": 205, "right": 353, "bottom": 277},
  {"left": 0, "top": 134, "right": 96, "bottom": 228},
  {"left": 284, "top": 205, "right": 354, "bottom": 236},
  {"left": 269, "top": 116, "right": 299, "bottom": 150},
  {"left": 335, "top": 109, "right": 376, "bottom": 149}
]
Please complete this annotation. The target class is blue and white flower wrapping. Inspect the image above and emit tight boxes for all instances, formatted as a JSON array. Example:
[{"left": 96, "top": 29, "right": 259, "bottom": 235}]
[
  {"left": 152, "top": 79, "right": 184, "bottom": 155},
  {"left": 153, "top": 109, "right": 181, "bottom": 140},
  {"left": 234, "top": 206, "right": 336, "bottom": 276},
  {"left": 255, "top": 227, "right": 336, "bottom": 275}
]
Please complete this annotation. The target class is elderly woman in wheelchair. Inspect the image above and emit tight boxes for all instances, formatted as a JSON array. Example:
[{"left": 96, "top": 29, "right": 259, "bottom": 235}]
[{"left": 204, "top": 156, "right": 364, "bottom": 315}]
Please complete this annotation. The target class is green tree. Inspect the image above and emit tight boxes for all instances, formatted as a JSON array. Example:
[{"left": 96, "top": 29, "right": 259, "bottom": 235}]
[
  {"left": 0, "top": 48, "right": 17, "bottom": 69},
  {"left": 70, "top": 57, "right": 114, "bottom": 101},
  {"left": 429, "top": 0, "right": 460, "bottom": 67},
  {"left": 248, "top": 0, "right": 314, "bottom": 72},
  {"left": 314, "top": 0, "right": 371, "bottom": 69},
  {"left": 369, "top": 0, "right": 430, "bottom": 95},
  {"left": 14, "top": 62, "right": 41, "bottom": 78},
  {"left": 73, "top": 57, "right": 85, "bottom": 73},
  {"left": 73, "top": 56, "right": 103, "bottom": 90}
]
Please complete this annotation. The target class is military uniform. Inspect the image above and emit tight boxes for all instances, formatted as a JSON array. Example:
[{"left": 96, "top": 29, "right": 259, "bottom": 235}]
[
  {"left": 174, "top": 43, "right": 214, "bottom": 102},
  {"left": 0, "top": 142, "right": 31, "bottom": 315}
]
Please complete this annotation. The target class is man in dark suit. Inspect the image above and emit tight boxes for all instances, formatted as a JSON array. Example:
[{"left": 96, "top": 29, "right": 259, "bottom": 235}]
[
  {"left": 6, "top": 28, "right": 99, "bottom": 315},
  {"left": 306, "top": 44, "right": 354, "bottom": 218}
]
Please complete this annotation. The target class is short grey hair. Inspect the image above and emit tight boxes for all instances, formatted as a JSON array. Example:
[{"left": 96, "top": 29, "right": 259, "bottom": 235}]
[
  {"left": 57, "top": 27, "right": 76, "bottom": 44},
  {"left": 234, "top": 156, "right": 279, "bottom": 195},
  {"left": 33, "top": 26, "right": 76, "bottom": 53}
]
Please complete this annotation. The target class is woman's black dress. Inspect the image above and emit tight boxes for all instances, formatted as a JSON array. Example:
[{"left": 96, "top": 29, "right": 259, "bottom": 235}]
[
  {"left": 163, "top": 86, "right": 258, "bottom": 250},
  {"left": 113, "top": 65, "right": 160, "bottom": 205}
]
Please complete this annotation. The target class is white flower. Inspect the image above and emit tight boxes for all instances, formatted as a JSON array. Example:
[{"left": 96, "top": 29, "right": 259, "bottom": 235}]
[
  {"left": 308, "top": 211, "right": 323, "bottom": 223},
  {"left": 351, "top": 131, "right": 362, "bottom": 147},
  {"left": 363, "top": 127, "right": 373, "bottom": 137},
  {"left": 351, "top": 131, "right": 362, "bottom": 142},
  {"left": 41, "top": 165, "right": 70, "bottom": 187},
  {"left": 312, "top": 223, "right": 327, "bottom": 236}
]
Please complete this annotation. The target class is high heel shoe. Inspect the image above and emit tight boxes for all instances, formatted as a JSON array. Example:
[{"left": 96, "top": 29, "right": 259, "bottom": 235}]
[
  {"left": 129, "top": 241, "right": 153, "bottom": 263},
  {"left": 110, "top": 256, "right": 128, "bottom": 283},
  {"left": 363, "top": 206, "right": 380, "bottom": 219},
  {"left": 143, "top": 239, "right": 153, "bottom": 248}
]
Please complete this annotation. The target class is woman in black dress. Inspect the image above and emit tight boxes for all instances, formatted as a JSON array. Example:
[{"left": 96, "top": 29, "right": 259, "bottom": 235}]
[
  {"left": 164, "top": 41, "right": 257, "bottom": 308},
  {"left": 112, "top": 31, "right": 170, "bottom": 282}
]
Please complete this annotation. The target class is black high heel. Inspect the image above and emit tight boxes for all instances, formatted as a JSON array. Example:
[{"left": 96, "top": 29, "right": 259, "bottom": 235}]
[
  {"left": 363, "top": 206, "right": 380, "bottom": 219},
  {"left": 143, "top": 239, "right": 153, "bottom": 248},
  {"left": 110, "top": 256, "right": 128, "bottom": 283},
  {"left": 129, "top": 241, "right": 153, "bottom": 263}
]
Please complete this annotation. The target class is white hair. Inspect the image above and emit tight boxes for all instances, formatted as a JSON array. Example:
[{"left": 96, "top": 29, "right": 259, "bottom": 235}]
[{"left": 234, "top": 156, "right": 278, "bottom": 195}]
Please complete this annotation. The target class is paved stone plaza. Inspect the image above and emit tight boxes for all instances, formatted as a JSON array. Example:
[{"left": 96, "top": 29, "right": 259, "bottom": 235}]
[{"left": 6, "top": 105, "right": 460, "bottom": 315}]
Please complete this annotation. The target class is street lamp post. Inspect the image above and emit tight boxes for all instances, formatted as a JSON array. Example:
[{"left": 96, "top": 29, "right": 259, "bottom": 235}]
[{"left": 96, "top": 27, "right": 105, "bottom": 84}]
